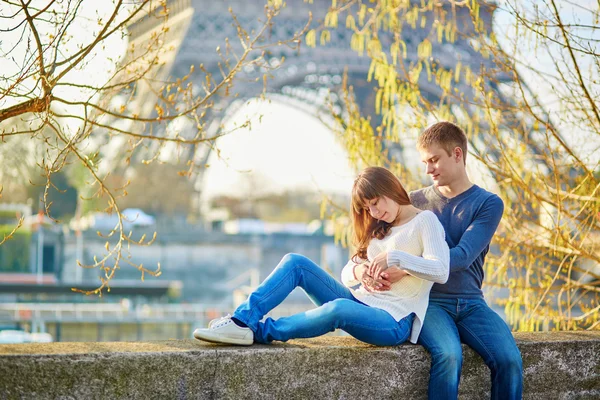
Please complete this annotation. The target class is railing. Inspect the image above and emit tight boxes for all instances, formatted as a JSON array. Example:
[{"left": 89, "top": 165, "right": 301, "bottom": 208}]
[{"left": 0, "top": 302, "right": 313, "bottom": 324}]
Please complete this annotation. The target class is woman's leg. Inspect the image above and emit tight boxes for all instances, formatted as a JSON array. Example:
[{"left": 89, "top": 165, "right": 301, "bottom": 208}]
[
  {"left": 254, "top": 298, "right": 415, "bottom": 345},
  {"left": 232, "top": 253, "right": 356, "bottom": 333}
]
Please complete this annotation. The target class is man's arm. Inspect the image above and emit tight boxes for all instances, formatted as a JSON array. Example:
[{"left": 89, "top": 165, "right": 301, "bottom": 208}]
[
  {"left": 448, "top": 195, "right": 504, "bottom": 272},
  {"left": 378, "top": 194, "right": 503, "bottom": 288}
]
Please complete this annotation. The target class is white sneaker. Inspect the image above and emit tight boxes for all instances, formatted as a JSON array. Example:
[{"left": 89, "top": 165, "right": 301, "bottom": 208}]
[{"left": 193, "top": 314, "right": 254, "bottom": 346}]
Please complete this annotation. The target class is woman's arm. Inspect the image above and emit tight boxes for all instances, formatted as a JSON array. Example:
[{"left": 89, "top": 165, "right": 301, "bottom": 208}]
[
  {"left": 341, "top": 258, "right": 368, "bottom": 287},
  {"left": 387, "top": 212, "right": 450, "bottom": 284}
]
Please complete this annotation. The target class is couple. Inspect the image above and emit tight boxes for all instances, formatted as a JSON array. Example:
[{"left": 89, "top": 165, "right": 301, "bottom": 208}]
[{"left": 194, "top": 121, "right": 523, "bottom": 399}]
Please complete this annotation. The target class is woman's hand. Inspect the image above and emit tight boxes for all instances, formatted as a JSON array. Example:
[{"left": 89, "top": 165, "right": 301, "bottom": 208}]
[
  {"left": 355, "top": 262, "right": 385, "bottom": 291},
  {"left": 368, "top": 252, "right": 389, "bottom": 280},
  {"left": 353, "top": 262, "right": 369, "bottom": 281}
]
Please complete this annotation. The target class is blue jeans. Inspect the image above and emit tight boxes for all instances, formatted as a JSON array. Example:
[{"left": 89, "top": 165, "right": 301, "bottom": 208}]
[
  {"left": 232, "top": 253, "right": 415, "bottom": 345},
  {"left": 418, "top": 297, "right": 523, "bottom": 400}
]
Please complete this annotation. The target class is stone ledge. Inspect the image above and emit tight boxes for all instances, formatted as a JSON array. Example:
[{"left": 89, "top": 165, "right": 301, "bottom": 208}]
[{"left": 1, "top": 332, "right": 599, "bottom": 399}]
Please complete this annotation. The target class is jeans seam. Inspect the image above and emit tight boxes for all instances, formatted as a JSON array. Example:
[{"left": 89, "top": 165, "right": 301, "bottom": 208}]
[
  {"left": 246, "top": 267, "right": 297, "bottom": 324},
  {"left": 429, "top": 301, "right": 459, "bottom": 319},
  {"left": 418, "top": 331, "right": 430, "bottom": 348},
  {"left": 457, "top": 321, "right": 497, "bottom": 371},
  {"left": 344, "top": 320, "right": 405, "bottom": 331},
  {"left": 301, "top": 265, "right": 350, "bottom": 299},
  {"left": 343, "top": 322, "right": 410, "bottom": 345},
  {"left": 343, "top": 313, "right": 413, "bottom": 335}
]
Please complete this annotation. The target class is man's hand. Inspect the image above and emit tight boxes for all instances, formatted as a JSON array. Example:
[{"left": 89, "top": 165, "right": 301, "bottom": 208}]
[
  {"left": 362, "top": 275, "right": 392, "bottom": 292},
  {"left": 372, "top": 267, "right": 409, "bottom": 291},
  {"left": 354, "top": 262, "right": 391, "bottom": 292}
]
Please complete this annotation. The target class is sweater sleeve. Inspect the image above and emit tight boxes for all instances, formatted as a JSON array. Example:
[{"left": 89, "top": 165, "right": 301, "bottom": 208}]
[
  {"left": 449, "top": 195, "right": 504, "bottom": 272},
  {"left": 386, "top": 212, "right": 450, "bottom": 284},
  {"left": 341, "top": 257, "right": 366, "bottom": 287}
]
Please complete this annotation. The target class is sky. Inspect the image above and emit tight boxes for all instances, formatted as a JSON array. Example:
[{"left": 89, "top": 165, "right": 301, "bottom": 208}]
[
  {"left": 0, "top": 1, "right": 129, "bottom": 135},
  {"left": 1, "top": 1, "right": 598, "bottom": 203},
  {"left": 492, "top": 0, "right": 600, "bottom": 165},
  {"left": 201, "top": 0, "right": 599, "bottom": 200},
  {"left": 202, "top": 99, "right": 356, "bottom": 199}
]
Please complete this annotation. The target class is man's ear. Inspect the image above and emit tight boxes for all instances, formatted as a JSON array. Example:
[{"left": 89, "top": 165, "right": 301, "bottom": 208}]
[{"left": 454, "top": 147, "right": 463, "bottom": 163}]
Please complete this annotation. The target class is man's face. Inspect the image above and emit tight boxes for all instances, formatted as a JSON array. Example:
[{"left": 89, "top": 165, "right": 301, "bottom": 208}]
[{"left": 418, "top": 144, "right": 460, "bottom": 186}]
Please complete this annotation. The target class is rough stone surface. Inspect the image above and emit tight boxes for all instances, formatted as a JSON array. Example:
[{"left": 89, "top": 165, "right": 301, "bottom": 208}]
[{"left": 1, "top": 332, "right": 599, "bottom": 399}]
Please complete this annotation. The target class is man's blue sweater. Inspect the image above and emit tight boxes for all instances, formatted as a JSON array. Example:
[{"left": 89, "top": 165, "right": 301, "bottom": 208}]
[{"left": 409, "top": 184, "right": 504, "bottom": 298}]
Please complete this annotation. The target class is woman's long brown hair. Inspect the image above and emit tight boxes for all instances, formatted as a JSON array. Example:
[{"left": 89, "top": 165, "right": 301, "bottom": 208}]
[{"left": 351, "top": 167, "right": 411, "bottom": 262}]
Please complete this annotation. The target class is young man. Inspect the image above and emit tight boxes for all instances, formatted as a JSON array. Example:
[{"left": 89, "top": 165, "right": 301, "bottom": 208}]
[{"left": 366, "top": 121, "right": 523, "bottom": 399}]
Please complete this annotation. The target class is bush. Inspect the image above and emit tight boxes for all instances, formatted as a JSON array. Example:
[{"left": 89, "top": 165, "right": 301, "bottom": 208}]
[{"left": 0, "top": 226, "right": 31, "bottom": 272}]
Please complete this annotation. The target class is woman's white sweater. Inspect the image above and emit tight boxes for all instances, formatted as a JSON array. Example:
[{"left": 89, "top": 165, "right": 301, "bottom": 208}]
[{"left": 340, "top": 210, "right": 450, "bottom": 343}]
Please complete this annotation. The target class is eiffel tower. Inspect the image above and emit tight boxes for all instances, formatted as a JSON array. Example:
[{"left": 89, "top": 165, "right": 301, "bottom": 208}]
[{"left": 117, "top": 0, "right": 547, "bottom": 216}]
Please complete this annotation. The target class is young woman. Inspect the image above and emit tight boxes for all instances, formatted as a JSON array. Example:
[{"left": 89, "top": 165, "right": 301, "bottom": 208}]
[{"left": 193, "top": 166, "right": 449, "bottom": 346}]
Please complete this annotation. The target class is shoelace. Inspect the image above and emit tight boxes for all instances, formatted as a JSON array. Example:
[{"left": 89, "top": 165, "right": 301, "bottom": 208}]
[{"left": 209, "top": 314, "right": 233, "bottom": 329}]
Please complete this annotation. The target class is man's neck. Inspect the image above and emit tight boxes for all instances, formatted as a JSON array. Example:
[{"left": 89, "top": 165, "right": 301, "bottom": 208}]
[{"left": 436, "top": 176, "right": 473, "bottom": 199}]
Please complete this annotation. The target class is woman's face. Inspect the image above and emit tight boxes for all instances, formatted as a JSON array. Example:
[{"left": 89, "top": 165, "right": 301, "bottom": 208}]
[{"left": 364, "top": 195, "right": 399, "bottom": 224}]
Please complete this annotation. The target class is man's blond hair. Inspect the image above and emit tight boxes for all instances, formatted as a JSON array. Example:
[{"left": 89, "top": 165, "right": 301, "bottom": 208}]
[{"left": 417, "top": 121, "right": 468, "bottom": 164}]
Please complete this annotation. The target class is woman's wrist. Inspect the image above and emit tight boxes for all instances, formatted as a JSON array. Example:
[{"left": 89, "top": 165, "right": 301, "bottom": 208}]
[{"left": 353, "top": 263, "right": 365, "bottom": 281}]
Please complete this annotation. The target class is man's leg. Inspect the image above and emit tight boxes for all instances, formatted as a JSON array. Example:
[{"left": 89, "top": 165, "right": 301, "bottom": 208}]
[
  {"left": 456, "top": 299, "right": 523, "bottom": 400},
  {"left": 418, "top": 299, "right": 463, "bottom": 400}
]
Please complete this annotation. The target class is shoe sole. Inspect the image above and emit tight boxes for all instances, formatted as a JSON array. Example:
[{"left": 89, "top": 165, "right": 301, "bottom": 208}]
[{"left": 193, "top": 330, "right": 253, "bottom": 346}]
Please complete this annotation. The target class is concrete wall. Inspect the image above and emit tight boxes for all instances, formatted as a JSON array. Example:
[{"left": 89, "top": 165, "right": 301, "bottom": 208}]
[{"left": 1, "top": 332, "right": 599, "bottom": 399}]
